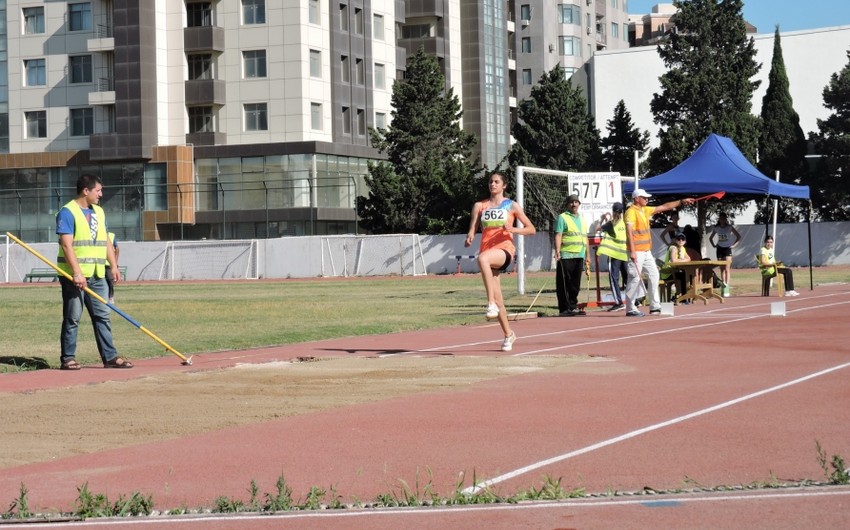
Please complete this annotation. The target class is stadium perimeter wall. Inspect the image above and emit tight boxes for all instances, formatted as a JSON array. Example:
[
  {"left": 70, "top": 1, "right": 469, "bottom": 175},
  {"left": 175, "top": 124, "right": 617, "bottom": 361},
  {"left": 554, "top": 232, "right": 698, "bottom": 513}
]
[{"left": 4, "top": 222, "right": 850, "bottom": 281}]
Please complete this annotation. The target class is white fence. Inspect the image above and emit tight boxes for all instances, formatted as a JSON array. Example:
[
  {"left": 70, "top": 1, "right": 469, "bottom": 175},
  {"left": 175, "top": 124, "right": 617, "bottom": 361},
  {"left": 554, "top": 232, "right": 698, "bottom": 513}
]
[{"left": 3, "top": 221, "right": 849, "bottom": 282}]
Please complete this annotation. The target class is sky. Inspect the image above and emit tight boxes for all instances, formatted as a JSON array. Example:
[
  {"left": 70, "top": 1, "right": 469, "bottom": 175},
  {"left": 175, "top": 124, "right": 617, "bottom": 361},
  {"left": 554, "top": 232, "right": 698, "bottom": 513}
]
[{"left": 627, "top": 0, "right": 850, "bottom": 34}]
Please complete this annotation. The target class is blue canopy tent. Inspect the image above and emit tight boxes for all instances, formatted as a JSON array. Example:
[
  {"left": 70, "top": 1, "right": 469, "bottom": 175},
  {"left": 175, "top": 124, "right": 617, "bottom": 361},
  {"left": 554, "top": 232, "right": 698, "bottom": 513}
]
[
  {"left": 623, "top": 133, "right": 812, "bottom": 288},
  {"left": 623, "top": 134, "right": 810, "bottom": 199}
]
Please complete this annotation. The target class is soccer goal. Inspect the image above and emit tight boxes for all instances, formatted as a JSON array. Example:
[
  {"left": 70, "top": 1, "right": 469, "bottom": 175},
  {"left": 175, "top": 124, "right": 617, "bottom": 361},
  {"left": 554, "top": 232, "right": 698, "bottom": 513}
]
[
  {"left": 159, "top": 239, "right": 260, "bottom": 280},
  {"left": 320, "top": 234, "right": 426, "bottom": 277},
  {"left": 516, "top": 166, "right": 629, "bottom": 294},
  {"left": 1, "top": 234, "right": 8, "bottom": 283}
]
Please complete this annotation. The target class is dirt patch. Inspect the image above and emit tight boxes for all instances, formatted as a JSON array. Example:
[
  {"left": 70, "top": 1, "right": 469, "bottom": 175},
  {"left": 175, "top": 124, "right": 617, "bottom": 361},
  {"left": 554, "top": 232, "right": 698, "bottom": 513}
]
[{"left": 1, "top": 354, "right": 626, "bottom": 469}]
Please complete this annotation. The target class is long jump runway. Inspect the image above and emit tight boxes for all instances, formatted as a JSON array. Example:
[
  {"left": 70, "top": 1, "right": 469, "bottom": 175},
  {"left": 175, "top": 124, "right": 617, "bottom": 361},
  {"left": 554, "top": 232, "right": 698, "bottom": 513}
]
[{"left": 2, "top": 284, "right": 849, "bottom": 529}]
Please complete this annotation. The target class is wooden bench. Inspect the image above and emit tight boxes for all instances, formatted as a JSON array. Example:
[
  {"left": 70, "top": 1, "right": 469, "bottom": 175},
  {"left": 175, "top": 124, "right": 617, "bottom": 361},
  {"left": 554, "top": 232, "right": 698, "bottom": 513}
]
[{"left": 24, "top": 266, "right": 128, "bottom": 283}]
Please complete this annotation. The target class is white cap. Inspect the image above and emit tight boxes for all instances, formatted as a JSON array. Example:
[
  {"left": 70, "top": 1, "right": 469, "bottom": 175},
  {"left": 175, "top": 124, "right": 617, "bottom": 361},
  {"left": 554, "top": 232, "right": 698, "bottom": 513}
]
[{"left": 632, "top": 189, "right": 652, "bottom": 199}]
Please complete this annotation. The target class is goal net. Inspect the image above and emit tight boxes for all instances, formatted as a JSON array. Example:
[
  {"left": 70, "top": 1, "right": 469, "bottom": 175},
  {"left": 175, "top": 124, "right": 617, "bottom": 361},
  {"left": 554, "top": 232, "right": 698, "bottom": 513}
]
[
  {"left": 159, "top": 239, "right": 260, "bottom": 280},
  {"left": 321, "top": 234, "right": 426, "bottom": 277},
  {"left": 516, "top": 167, "right": 627, "bottom": 295}
]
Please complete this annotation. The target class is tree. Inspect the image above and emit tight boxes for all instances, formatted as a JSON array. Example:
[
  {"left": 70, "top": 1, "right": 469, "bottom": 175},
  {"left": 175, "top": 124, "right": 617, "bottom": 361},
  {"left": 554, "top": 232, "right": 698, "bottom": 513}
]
[
  {"left": 648, "top": 0, "right": 761, "bottom": 174},
  {"left": 809, "top": 50, "right": 850, "bottom": 221},
  {"left": 505, "top": 66, "right": 604, "bottom": 231},
  {"left": 646, "top": 0, "right": 762, "bottom": 248},
  {"left": 600, "top": 100, "right": 650, "bottom": 176},
  {"left": 357, "top": 48, "right": 481, "bottom": 234},
  {"left": 756, "top": 26, "right": 809, "bottom": 224}
]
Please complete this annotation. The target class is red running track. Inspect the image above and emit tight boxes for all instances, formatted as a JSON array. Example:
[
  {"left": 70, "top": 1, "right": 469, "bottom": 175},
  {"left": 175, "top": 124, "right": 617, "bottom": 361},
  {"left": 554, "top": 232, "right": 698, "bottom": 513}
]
[{"left": 2, "top": 285, "right": 850, "bottom": 529}]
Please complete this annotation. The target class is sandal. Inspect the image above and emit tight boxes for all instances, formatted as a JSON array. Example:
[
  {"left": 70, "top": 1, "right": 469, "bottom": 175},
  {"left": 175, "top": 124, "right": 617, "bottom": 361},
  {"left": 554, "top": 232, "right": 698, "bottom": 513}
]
[
  {"left": 104, "top": 357, "right": 134, "bottom": 369},
  {"left": 60, "top": 359, "right": 81, "bottom": 371}
]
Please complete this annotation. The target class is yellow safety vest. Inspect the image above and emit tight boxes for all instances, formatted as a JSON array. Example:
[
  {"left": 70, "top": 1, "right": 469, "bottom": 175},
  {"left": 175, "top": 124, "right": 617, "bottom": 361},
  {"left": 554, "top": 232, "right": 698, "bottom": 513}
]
[
  {"left": 558, "top": 213, "right": 585, "bottom": 254},
  {"left": 57, "top": 201, "right": 108, "bottom": 278},
  {"left": 758, "top": 247, "right": 776, "bottom": 277},
  {"left": 597, "top": 220, "right": 627, "bottom": 261},
  {"left": 625, "top": 205, "right": 653, "bottom": 252},
  {"left": 662, "top": 245, "right": 687, "bottom": 280}
]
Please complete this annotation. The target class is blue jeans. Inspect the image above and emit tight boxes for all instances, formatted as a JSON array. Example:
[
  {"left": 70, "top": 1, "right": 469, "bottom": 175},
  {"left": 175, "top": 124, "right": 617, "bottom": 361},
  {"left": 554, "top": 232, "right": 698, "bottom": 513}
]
[
  {"left": 607, "top": 257, "right": 628, "bottom": 305},
  {"left": 60, "top": 276, "right": 118, "bottom": 365}
]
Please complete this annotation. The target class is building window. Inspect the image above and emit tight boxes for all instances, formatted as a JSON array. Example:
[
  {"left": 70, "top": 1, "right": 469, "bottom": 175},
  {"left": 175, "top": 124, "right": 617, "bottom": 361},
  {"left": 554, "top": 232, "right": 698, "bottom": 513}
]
[
  {"left": 244, "top": 103, "right": 268, "bottom": 131},
  {"left": 611, "top": 0, "right": 618, "bottom": 8},
  {"left": 187, "top": 3, "right": 213, "bottom": 27},
  {"left": 25, "top": 59, "right": 46, "bottom": 86},
  {"left": 522, "top": 69, "right": 532, "bottom": 85},
  {"left": 375, "top": 112, "right": 386, "bottom": 130},
  {"left": 356, "top": 109, "right": 366, "bottom": 135},
  {"left": 25, "top": 111, "right": 47, "bottom": 138},
  {"left": 23, "top": 6, "right": 45, "bottom": 34},
  {"left": 340, "top": 4, "right": 348, "bottom": 31},
  {"left": 521, "top": 37, "right": 531, "bottom": 53},
  {"left": 558, "top": 4, "right": 578, "bottom": 25},
  {"left": 309, "top": 0, "right": 320, "bottom": 24},
  {"left": 310, "top": 50, "right": 321, "bottom": 78},
  {"left": 355, "top": 58, "right": 364, "bottom": 85},
  {"left": 311, "top": 103, "right": 322, "bottom": 130},
  {"left": 520, "top": 4, "right": 531, "bottom": 21},
  {"left": 342, "top": 106, "right": 351, "bottom": 134},
  {"left": 374, "top": 63, "right": 385, "bottom": 89},
  {"left": 586, "top": 12, "right": 591, "bottom": 28},
  {"left": 69, "top": 3, "right": 92, "bottom": 31},
  {"left": 69, "top": 55, "right": 93, "bottom": 84},
  {"left": 611, "top": 22, "right": 619, "bottom": 38},
  {"left": 188, "top": 54, "right": 213, "bottom": 80},
  {"left": 559, "top": 36, "right": 580, "bottom": 56},
  {"left": 401, "top": 24, "right": 430, "bottom": 39},
  {"left": 243, "top": 0, "right": 265, "bottom": 24},
  {"left": 189, "top": 106, "right": 215, "bottom": 133},
  {"left": 373, "top": 14, "right": 384, "bottom": 40},
  {"left": 341, "top": 55, "right": 350, "bottom": 82},
  {"left": 70, "top": 108, "right": 94, "bottom": 136},
  {"left": 243, "top": 50, "right": 267, "bottom": 78},
  {"left": 354, "top": 8, "right": 364, "bottom": 34},
  {"left": 563, "top": 67, "right": 578, "bottom": 79}
]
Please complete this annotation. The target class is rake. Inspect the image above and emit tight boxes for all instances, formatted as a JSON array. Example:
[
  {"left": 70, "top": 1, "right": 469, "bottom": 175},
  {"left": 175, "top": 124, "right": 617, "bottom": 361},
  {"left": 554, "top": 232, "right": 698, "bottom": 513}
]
[{"left": 7, "top": 232, "right": 193, "bottom": 366}]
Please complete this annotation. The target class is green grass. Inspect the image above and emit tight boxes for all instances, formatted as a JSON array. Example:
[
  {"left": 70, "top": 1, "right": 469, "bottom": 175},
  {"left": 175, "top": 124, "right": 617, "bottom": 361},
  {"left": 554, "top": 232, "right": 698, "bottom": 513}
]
[{"left": 1, "top": 266, "right": 848, "bottom": 371}]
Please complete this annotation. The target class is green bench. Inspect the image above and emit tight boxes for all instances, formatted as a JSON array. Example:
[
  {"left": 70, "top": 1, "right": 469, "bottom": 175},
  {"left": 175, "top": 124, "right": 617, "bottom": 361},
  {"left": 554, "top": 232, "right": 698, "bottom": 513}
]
[{"left": 24, "top": 266, "right": 128, "bottom": 282}]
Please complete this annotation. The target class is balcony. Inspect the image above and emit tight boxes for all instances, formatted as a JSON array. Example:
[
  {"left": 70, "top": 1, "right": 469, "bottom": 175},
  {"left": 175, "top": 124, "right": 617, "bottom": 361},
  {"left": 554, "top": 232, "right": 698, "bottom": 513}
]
[
  {"left": 88, "top": 78, "right": 115, "bottom": 106},
  {"left": 186, "top": 131, "right": 227, "bottom": 147},
  {"left": 185, "top": 79, "right": 226, "bottom": 106},
  {"left": 184, "top": 26, "right": 225, "bottom": 53}
]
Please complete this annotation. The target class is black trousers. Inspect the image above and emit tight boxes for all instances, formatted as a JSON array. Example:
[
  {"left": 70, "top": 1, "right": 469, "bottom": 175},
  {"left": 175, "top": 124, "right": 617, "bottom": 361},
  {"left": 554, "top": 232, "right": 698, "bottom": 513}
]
[{"left": 556, "top": 258, "right": 584, "bottom": 312}]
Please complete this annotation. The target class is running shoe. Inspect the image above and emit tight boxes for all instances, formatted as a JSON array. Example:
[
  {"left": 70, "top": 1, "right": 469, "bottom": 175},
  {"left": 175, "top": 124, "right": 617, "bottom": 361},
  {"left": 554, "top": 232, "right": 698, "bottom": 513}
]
[
  {"left": 501, "top": 332, "right": 517, "bottom": 352},
  {"left": 785, "top": 290, "right": 799, "bottom": 297},
  {"left": 485, "top": 303, "right": 500, "bottom": 320},
  {"left": 649, "top": 308, "right": 661, "bottom": 315},
  {"left": 625, "top": 310, "right": 644, "bottom": 317},
  {"left": 607, "top": 303, "right": 625, "bottom": 312}
]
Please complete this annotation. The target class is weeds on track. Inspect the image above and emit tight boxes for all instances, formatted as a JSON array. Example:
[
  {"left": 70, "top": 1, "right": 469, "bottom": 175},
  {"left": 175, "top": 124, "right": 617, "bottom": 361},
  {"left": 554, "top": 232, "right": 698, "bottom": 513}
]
[{"left": 4, "top": 446, "right": 850, "bottom": 522}]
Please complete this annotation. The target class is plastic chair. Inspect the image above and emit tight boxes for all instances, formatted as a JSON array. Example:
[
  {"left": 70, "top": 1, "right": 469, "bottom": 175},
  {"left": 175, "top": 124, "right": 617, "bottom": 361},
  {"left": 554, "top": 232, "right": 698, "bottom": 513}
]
[{"left": 756, "top": 254, "right": 784, "bottom": 297}]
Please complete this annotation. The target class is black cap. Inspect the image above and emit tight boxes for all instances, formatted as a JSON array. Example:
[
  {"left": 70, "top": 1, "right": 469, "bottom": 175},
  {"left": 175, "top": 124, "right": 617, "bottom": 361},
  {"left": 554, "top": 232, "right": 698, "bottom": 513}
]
[
  {"left": 612, "top": 202, "right": 624, "bottom": 213},
  {"left": 567, "top": 194, "right": 581, "bottom": 204},
  {"left": 674, "top": 231, "right": 686, "bottom": 240}
]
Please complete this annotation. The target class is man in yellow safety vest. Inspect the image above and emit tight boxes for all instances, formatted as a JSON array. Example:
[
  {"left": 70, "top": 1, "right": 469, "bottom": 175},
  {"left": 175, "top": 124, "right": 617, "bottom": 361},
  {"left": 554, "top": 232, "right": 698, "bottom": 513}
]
[
  {"left": 56, "top": 174, "right": 133, "bottom": 370},
  {"left": 554, "top": 194, "right": 589, "bottom": 316}
]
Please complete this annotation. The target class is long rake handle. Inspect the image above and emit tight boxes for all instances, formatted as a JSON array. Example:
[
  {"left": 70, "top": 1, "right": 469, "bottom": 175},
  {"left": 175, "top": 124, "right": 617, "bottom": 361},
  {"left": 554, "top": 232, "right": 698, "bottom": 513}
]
[{"left": 6, "top": 232, "right": 192, "bottom": 365}]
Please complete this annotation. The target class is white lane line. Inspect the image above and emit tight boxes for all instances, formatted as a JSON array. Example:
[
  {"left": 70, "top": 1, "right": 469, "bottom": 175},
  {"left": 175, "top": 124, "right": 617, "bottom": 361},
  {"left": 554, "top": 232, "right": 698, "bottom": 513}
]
[
  {"left": 376, "top": 294, "right": 850, "bottom": 358},
  {"left": 462, "top": 359, "right": 850, "bottom": 494}
]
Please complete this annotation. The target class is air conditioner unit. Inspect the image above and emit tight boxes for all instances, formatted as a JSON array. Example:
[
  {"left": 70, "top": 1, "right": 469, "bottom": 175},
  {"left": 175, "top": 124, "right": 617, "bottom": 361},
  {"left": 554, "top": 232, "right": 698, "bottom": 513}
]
[
  {"left": 587, "top": 26, "right": 592, "bottom": 35},
  {"left": 521, "top": 18, "right": 530, "bottom": 26},
  {"left": 548, "top": 43, "right": 555, "bottom": 53},
  {"left": 586, "top": 0, "right": 592, "bottom": 5}
]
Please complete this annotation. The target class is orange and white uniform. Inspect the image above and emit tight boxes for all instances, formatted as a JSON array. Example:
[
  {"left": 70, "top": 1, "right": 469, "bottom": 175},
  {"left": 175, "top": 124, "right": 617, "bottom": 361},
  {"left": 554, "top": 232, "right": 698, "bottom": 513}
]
[{"left": 478, "top": 198, "right": 516, "bottom": 255}]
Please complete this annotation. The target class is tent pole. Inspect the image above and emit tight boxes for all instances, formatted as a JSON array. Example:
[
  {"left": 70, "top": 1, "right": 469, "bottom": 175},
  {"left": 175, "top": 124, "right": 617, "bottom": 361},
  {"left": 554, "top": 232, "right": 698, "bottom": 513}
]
[{"left": 807, "top": 201, "right": 813, "bottom": 291}]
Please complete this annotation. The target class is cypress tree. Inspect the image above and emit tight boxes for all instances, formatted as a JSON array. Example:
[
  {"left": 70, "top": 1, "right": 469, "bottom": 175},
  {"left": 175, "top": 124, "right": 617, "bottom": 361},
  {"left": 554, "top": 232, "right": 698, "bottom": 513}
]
[
  {"left": 756, "top": 26, "right": 808, "bottom": 223},
  {"left": 600, "top": 100, "right": 650, "bottom": 176}
]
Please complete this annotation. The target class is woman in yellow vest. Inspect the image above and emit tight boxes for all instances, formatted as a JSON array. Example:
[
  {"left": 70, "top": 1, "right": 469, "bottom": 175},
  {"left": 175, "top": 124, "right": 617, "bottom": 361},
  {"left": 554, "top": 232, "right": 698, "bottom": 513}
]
[
  {"left": 596, "top": 202, "right": 628, "bottom": 311},
  {"left": 662, "top": 231, "right": 691, "bottom": 303},
  {"left": 56, "top": 174, "right": 133, "bottom": 370}
]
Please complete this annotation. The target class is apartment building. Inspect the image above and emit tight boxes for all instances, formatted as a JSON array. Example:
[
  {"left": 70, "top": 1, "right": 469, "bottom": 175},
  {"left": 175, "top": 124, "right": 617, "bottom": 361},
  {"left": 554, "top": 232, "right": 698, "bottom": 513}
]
[{"left": 1, "top": 0, "right": 403, "bottom": 242}]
